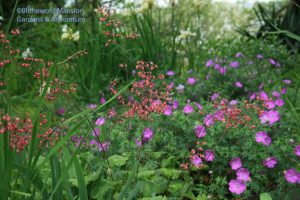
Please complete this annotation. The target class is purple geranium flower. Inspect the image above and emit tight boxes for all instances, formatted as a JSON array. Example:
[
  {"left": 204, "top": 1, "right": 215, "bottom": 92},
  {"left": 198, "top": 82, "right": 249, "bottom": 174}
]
[
  {"left": 195, "top": 125, "right": 206, "bottom": 138},
  {"left": 56, "top": 107, "right": 65, "bottom": 115},
  {"left": 281, "top": 87, "right": 287, "bottom": 94},
  {"left": 211, "top": 93, "right": 219, "bottom": 101},
  {"left": 283, "top": 79, "right": 292, "bottom": 85},
  {"left": 135, "top": 138, "right": 142, "bottom": 147},
  {"left": 229, "top": 179, "right": 246, "bottom": 195},
  {"left": 257, "top": 54, "right": 264, "bottom": 59},
  {"left": 172, "top": 100, "right": 179, "bottom": 109},
  {"left": 205, "top": 150, "right": 215, "bottom": 162},
  {"left": 255, "top": 131, "right": 272, "bottom": 146},
  {"left": 90, "top": 140, "right": 110, "bottom": 151},
  {"left": 195, "top": 102, "right": 203, "bottom": 110},
  {"left": 164, "top": 105, "right": 173, "bottom": 116},
  {"left": 235, "top": 81, "right": 243, "bottom": 88},
  {"left": 235, "top": 52, "right": 243, "bottom": 58},
  {"left": 269, "top": 58, "right": 276, "bottom": 65},
  {"left": 214, "top": 63, "right": 221, "bottom": 70},
  {"left": 219, "top": 67, "right": 227, "bottom": 75},
  {"left": 100, "top": 97, "right": 106, "bottom": 104},
  {"left": 142, "top": 127, "right": 153, "bottom": 143},
  {"left": 272, "top": 91, "right": 280, "bottom": 98},
  {"left": 206, "top": 59, "right": 214, "bottom": 67},
  {"left": 284, "top": 169, "right": 300, "bottom": 183},
  {"left": 263, "top": 157, "right": 277, "bottom": 168},
  {"left": 230, "top": 61, "right": 239, "bottom": 68},
  {"left": 183, "top": 102, "right": 194, "bottom": 114},
  {"left": 230, "top": 157, "right": 242, "bottom": 170},
  {"left": 275, "top": 99, "right": 284, "bottom": 107},
  {"left": 190, "top": 155, "right": 202, "bottom": 168},
  {"left": 229, "top": 100, "right": 238, "bottom": 106},
  {"left": 204, "top": 114, "right": 215, "bottom": 127},
  {"left": 187, "top": 77, "right": 196, "bottom": 85},
  {"left": 91, "top": 128, "right": 100, "bottom": 137},
  {"left": 264, "top": 101, "right": 275, "bottom": 109},
  {"left": 166, "top": 70, "right": 175, "bottom": 76},
  {"left": 87, "top": 104, "right": 97, "bottom": 109},
  {"left": 259, "top": 110, "right": 280, "bottom": 126},
  {"left": 294, "top": 145, "right": 300, "bottom": 157},
  {"left": 259, "top": 91, "right": 268, "bottom": 101},
  {"left": 236, "top": 168, "right": 250, "bottom": 182},
  {"left": 250, "top": 93, "right": 256, "bottom": 100},
  {"left": 95, "top": 117, "right": 106, "bottom": 126}
]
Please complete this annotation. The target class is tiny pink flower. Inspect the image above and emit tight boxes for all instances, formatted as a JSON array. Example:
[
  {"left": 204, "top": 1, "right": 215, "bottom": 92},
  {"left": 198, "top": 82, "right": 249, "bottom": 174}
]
[{"left": 281, "top": 87, "right": 287, "bottom": 94}]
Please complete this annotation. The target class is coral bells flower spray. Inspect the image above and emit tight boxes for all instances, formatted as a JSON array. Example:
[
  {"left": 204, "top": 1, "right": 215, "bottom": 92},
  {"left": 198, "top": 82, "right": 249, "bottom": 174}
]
[{"left": 111, "top": 61, "right": 171, "bottom": 121}]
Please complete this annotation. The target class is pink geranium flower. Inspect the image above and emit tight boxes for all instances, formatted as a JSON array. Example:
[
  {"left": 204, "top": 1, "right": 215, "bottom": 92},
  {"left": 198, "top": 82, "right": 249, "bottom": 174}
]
[
  {"left": 229, "top": 179, "right": 246, "bottom": 195},
  {"left": 230, "top": 157, "right": 242, "bottom": 170}
]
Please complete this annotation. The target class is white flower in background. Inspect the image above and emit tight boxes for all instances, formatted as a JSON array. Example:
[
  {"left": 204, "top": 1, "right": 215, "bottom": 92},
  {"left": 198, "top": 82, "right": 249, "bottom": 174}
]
[
  {"left": 72, "top": 31, "right": 80, "bottom": 41},
  {"left": 61, "top": 25, "right": 80, "bottom": 41},
  {"left": 39, "top": 82, "right": 51, "bottom": 96},
  {"left": 0, "top": 16, "right": 3, "bottom": 20},
  {"left": 22, "top": 48, "right": 33, "bottom": 58},
  {"left": 176, "top": 29, "right": 196, "bottom": 42},
  {"left": 136, "top": 0, "right": 155, "bottom": 13}
]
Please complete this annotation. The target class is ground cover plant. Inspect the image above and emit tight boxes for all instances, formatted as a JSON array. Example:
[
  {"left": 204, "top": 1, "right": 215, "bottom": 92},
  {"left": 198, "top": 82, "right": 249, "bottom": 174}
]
[{"left": 0, "top": 0, "right": 300, "bottom": 199}]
